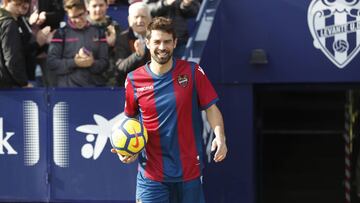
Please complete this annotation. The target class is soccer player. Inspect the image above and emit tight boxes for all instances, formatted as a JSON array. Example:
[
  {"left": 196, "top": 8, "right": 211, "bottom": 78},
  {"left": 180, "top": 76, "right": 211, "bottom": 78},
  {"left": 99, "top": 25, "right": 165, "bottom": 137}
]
[{"left": 114, "top": 17, "right": 227, "bottom": 203}]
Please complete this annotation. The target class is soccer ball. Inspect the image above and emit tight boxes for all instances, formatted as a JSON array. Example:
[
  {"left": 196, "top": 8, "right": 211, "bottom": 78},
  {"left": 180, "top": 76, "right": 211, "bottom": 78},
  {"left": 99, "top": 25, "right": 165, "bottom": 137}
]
[{"left": 110, "top": 117, "right": 148, "bottom": 156}]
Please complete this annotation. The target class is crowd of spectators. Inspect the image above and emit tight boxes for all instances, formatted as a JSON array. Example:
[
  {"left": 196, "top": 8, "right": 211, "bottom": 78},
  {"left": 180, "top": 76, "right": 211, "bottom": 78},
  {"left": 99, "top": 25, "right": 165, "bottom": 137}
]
[{"left": 0, "top": 0, "right": 200, "bottom": 88}]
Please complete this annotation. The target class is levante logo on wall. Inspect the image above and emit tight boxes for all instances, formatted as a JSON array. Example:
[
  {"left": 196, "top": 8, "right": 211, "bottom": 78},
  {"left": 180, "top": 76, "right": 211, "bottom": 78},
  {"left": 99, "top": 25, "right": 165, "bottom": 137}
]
[{"left": 308, "top": 0, "right": 360, "bottom": 68}]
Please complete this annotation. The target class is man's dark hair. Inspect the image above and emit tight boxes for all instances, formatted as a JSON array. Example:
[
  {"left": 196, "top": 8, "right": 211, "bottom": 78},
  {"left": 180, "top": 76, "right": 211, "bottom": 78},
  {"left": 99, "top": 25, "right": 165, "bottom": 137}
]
[
  {"left": 63, "top": 0, "right": 86, "bottom": 11},
  {"left": 146, "top": 17, "right": 176, "bottom": 40}
]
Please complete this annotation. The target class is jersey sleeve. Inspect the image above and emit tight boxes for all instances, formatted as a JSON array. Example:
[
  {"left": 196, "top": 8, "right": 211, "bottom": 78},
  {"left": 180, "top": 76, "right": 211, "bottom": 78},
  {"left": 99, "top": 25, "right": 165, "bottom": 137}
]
[
  {"left": 194, "top": 64, "right": 219, "bottom": 110},
  {"left": 124, "top": 76, "right": 139, "bottom": 117}
]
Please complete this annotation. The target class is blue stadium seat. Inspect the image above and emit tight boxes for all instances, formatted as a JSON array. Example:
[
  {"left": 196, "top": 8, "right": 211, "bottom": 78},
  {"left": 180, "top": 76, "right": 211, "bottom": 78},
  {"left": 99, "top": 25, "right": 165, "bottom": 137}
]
[{"left": 107, "top": 4, "right": 129, "bottom": 29}]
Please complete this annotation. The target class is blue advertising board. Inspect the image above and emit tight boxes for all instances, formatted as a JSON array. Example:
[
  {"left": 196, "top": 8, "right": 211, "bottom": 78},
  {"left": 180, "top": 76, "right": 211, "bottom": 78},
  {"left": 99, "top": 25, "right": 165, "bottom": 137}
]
[
  {"left": 0, "top": 87, "right": 236, "bottom": 203},
  {"left": 0, "top": 88, "right": 138, "bottom": 202},
  {"left": 48, "top": 88, "right": 137, "bottom": 202},
  {"left": 0, "top": 89, "right": 48, "bottom": 202}
]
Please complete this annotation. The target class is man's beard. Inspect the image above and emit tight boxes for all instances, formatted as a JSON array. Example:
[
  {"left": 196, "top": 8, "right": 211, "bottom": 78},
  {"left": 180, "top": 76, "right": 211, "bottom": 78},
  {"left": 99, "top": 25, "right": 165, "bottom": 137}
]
[{"left": 152, "top": 49, "right": 173, "bottom": 64}]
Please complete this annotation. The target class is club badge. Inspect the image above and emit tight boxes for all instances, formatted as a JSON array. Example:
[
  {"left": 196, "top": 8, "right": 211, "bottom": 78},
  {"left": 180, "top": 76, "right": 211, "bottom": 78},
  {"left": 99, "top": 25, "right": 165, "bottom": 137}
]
[
  {"left": 177, "top": 75, "right": 189, "bottom": 87},
  {"left": 308, "top": 0, "right": 360, "bottom": 68}
]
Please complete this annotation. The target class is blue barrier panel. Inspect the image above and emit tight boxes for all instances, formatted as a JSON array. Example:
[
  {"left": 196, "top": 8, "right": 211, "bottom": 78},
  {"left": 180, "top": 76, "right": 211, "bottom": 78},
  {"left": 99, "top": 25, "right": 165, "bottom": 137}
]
[
  {"left": 48, "top": 88, "right": 137, "bottom": 202},
  {"left": 0, "top": 89, "right": 48, "bottom": 202},
  {"left": 0, "top": 87, "right": 236, "bottom": 202}
]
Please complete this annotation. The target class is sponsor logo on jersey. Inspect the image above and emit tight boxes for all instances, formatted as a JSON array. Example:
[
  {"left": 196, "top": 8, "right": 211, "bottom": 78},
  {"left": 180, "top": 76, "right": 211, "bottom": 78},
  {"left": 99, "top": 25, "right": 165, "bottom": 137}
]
[{"left": 136, "top": 85, "right": 154, "bottom": 92}]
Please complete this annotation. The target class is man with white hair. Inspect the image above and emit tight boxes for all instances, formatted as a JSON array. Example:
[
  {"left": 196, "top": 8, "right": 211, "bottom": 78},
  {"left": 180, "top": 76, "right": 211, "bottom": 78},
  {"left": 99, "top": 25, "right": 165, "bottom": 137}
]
[{"left": 114, "top": 1, "right": 151, "bottom": 86}]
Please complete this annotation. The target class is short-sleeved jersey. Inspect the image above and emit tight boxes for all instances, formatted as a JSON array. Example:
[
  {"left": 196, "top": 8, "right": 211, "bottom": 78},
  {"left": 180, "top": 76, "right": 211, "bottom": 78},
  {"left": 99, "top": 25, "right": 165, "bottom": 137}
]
[{"left": 124, "top": 59, "right": 218, "bottom": 182}]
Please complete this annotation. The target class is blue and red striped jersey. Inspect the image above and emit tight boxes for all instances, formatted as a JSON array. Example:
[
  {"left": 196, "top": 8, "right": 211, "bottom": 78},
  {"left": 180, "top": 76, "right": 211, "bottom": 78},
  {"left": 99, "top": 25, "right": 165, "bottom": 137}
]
[{"left": 124, "top": 59, "right": 218, "bottom": 182}]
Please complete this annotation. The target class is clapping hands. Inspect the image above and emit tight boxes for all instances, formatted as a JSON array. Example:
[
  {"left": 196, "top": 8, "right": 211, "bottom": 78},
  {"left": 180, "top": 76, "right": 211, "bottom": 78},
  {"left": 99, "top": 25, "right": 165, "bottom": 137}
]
[
  {"left": 75, "top": 47, "right": 94, "bottom": 68},
  {"left": 134, "top": 38, "right": 146, "bottom": 57},
  {"left": 106, "top": 25, "right": 116, "bottom": 47},
  {"left": 29, "top": 10, "right": 46, "bottom": 26},
  {"left": 36, "top": 26, "right": 55, "bottom": 46}
]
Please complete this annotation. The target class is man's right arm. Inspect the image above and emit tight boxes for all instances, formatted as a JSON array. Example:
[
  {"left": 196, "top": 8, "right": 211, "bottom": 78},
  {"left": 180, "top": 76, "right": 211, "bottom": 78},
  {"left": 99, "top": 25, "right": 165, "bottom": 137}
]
[
  {"left": 115, "top": 32, "right": 144, "bottom": 74},
  {"left": 124, "top": 77, "right": 139, "bottom": 117}
]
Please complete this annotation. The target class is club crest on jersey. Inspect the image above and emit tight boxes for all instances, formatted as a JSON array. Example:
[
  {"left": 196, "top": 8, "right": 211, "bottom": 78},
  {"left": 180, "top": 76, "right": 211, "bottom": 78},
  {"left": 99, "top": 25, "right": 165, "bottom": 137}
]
[
  {"left": 308, "top": 0, "right": 360, "bottom": 68},
  {"left": 177, "top": 75, "right": 189, "bottom": 87}
]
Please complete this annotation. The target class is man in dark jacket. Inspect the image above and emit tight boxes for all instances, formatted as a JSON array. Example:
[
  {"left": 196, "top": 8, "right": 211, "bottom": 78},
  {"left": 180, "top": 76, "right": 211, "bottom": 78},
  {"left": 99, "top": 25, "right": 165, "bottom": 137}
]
[
  {"left": 18, "top": 1, "right": 52, "bottom": 86},
  {"left": 0, "top": 0, "right": 29, "bottom": 88},
  {"left": 114, "top": 1, "right": 151, "bottom": 86},
  {"left": 86, "top": 0, "right": 122, "bottom": 86},
  {"left": 47, "top": 0, "right": 109, "bottom": 87}
]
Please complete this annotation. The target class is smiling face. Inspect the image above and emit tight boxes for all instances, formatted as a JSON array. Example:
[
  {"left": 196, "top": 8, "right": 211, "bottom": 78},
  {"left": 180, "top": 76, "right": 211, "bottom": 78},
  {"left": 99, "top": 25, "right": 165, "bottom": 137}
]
[
  {"left": 87, "top": 0, "right": 108, "bottom": 22},
  {"left": 128, "top": 7, "right": 151, "bottom": 36},
  {"left": 146, "top": 30, "right": 177, "bottom": 65}
]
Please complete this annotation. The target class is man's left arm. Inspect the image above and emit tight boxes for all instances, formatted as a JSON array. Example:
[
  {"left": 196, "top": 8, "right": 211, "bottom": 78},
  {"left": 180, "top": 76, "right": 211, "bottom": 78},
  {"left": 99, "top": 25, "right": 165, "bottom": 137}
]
[{"left": 205, "top": 104, "right": 227, "bottom": 163}]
